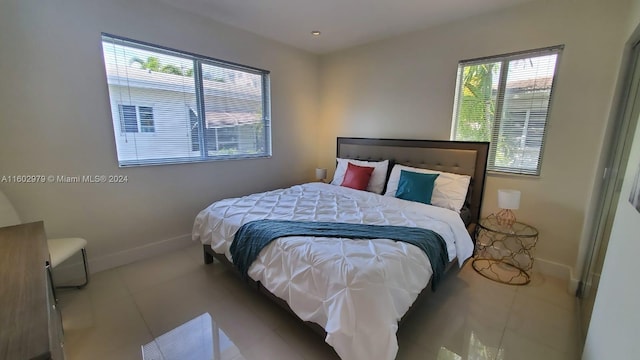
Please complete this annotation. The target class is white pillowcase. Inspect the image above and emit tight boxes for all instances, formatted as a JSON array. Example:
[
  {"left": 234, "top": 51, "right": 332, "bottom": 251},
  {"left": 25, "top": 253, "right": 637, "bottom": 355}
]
[
  {"left": 331, "top": 158, "right": 389, "bottom": 194},
  {"left": 384, "top": 164, "right": 471, "bottom": 213}
]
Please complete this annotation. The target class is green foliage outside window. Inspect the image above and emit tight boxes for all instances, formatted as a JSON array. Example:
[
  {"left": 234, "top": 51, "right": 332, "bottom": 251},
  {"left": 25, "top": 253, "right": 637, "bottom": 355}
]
[
  {"left": 129, "top": 56, "right": 193, "bottom": 77},
  {"left": 454, "top": 63, "right": 499, "bottom": 143}
]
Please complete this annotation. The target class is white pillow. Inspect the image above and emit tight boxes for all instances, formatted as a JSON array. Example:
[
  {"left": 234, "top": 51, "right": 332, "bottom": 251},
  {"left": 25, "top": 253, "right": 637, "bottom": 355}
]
[
  {"left": 384, "top": 164, "right": 471, "bottom": 212},
  {"left": 331, "top": 158, "right": 389, "bottom": 194}
]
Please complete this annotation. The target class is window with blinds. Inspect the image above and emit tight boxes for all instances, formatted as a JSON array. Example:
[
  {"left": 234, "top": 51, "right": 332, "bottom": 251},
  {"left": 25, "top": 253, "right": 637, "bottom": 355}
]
[
  {"left": 101, "top": 34, "right": 271, "bottom": 167},
  {"left": 451, "top": 46, "right": 562, "bottom": 175}
]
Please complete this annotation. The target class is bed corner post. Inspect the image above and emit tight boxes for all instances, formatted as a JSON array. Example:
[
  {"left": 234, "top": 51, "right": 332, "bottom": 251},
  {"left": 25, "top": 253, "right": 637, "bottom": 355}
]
[{"left": 203, "top": 245, "right": 214, "bottom": 264}]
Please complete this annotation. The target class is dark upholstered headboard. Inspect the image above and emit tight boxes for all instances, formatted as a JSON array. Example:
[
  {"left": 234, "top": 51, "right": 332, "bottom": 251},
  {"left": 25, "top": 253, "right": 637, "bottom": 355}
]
[{"left": 336, "top": 137, "right": 489, "bottom": 228}]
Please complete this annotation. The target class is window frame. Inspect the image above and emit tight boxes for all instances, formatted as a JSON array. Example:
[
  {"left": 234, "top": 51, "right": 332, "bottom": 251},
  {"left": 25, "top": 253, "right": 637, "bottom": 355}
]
[
  {"left": 450, "top": 45, "right": 563, "bottom": 176},
  {"left": 101, "top": 33, "right": 272, "bottom": 167}
]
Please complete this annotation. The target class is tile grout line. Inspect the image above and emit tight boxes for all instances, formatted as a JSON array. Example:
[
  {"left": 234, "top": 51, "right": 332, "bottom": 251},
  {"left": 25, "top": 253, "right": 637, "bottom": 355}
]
[
  {"left": 493, "top": 283, "right": 520, "bottom": 360},
  {"left": 114, "top": 265, "right": 158, "bottom": 346}
]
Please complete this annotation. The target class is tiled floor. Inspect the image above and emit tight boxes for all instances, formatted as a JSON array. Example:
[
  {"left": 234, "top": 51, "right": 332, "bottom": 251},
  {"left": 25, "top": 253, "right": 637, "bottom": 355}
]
[{"left": 58, "top": 245, "right": 581, "bottom": 360}]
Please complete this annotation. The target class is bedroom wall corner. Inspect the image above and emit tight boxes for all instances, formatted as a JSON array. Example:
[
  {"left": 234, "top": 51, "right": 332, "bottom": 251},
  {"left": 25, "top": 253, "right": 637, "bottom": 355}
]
[
  {"left": 317, "top": 0, "right": 629, "bottom": 276},
  {"left": 572, "top": 0, "right": 640, "bottom": 287},
  {"left": 0, "top": 0, "right": 321, "bottom": 270}
]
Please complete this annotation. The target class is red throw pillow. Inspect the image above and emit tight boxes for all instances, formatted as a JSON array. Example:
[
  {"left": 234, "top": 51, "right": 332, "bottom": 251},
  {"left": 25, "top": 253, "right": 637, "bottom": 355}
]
[{"left": 340, "top": 162, "right": 375, "bottom": 190}]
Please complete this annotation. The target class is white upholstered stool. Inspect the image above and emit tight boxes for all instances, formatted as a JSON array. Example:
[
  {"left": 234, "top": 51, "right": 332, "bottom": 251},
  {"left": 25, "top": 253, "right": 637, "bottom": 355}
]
[
  {"left": 1, "top": 190, "right": 89, "bottom": 289},
  {"left": 48, "top": 237, "right": 89, "bottom": 289}
]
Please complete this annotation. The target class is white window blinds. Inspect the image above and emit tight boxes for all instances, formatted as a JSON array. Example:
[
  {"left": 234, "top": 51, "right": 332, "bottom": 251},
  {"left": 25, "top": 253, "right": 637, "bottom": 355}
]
[
  {"left": 101, "top": 34, "right": 271, "bottom": 167},
  {"left": 451, "top": 46, "right": 562, "bottom": 175}
]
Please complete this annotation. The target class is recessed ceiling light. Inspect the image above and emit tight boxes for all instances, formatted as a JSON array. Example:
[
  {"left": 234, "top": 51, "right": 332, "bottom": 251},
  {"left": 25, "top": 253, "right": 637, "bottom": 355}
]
[{"left": 311, "top": 31, "right": 321, "bottom": 36}]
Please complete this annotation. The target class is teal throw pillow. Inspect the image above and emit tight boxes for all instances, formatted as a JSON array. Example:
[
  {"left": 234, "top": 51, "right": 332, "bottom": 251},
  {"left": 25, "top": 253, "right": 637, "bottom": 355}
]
[{"left": 395, "top": 170, "right": 439, "bottom": 205}]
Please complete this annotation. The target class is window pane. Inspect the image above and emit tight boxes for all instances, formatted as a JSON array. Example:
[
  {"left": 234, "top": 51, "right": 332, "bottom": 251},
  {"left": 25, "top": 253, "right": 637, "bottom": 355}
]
[
  {"left": 453, "top": 62, "right": 501, "bottom": 142},
  {"left": 103, "top": 38, "right": 196, "bottom": 164},
  {"left": 451, "top": 48, "right": 561, "bottom": 175},
  {"left": 101, "top": 34, "right": 270, "bottom": 167},
  {"left": 495, "top": 54, "right": 558, "bottom": 173},
  {"left": 201, "top": 62, "right": 267, "bottom": 157}
]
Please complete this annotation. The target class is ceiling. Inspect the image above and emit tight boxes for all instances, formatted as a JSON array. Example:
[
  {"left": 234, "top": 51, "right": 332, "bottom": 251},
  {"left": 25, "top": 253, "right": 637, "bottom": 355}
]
[{"left": 158, "top": 0, "right": 532, "bottom": 54}]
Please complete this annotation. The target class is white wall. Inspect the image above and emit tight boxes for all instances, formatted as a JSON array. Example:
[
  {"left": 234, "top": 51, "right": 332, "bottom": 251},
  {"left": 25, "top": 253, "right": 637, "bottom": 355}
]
[
  {"left": 318, "top": 0, "right": 629, "bottom": 277},
  {"left": 629, "top": 0, "right": 640, "bottom": 38},
  {"left": 0, "top": 0, "right": 319, "bottom": 270},
  {"left": 582, "top": 0, "right": 640, "bottom": 357},
  {"left": 582, "top": 83, "right": 640, "bottom": 360}
]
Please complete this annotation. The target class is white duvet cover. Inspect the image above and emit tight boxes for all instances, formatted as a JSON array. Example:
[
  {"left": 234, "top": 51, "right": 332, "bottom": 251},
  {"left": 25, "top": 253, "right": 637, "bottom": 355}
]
[{"left": 192, "top": 182, "right": 473, "bottom": 360}]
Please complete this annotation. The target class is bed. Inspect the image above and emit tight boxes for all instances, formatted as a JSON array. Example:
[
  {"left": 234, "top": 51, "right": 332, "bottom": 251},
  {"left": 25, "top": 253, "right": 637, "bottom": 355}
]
[{"left": 192, "top": 137, "right": 489, "bottom": 360}]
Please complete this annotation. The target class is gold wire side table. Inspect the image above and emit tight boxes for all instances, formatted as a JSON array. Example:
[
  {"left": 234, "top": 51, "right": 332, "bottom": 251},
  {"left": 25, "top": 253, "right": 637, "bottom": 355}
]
[{"left": 472, "top": 214, "right": 539, "bottom": 285}]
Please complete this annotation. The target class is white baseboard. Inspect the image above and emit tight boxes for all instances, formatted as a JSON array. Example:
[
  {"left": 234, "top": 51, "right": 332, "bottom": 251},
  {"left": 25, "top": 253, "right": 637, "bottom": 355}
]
[
  {"left": 54, "top": 236, "right": 582, "bottom": 296},
  {"left": 52, "top": 233, "right": 193, "bottom": 283},
  {"left": 91, "top": 233, "right": 193, "bottom": 273},
  {"left": 533, "top": 257, "right": 579, "bottom": 295}
]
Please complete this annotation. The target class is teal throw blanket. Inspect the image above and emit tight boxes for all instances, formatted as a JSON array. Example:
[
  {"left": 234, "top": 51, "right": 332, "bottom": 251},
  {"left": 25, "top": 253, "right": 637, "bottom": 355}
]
[{"left": 230, "top": 220, "right": 449, "bottom": 290}]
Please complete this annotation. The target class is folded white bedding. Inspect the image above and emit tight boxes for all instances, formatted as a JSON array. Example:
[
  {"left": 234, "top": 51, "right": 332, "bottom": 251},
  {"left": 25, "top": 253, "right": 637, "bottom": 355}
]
[{"left": 192, "top": 182, "right": 473, "bottom": 360}]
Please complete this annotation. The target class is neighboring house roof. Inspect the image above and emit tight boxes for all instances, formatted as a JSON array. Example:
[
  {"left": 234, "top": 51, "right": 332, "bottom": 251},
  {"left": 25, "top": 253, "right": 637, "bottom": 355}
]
[
  {"left": 104, "top": 64, "right": 262, "bottom": 101},
  {"left": 505, "top": 76, "right": 553, "bottom": 91}
]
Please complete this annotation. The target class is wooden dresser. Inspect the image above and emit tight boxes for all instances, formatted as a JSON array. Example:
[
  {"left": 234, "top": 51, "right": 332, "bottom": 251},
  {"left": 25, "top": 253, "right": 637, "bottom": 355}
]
[{"left": 0, "top": 221, "right": 65, "bottom": 360}]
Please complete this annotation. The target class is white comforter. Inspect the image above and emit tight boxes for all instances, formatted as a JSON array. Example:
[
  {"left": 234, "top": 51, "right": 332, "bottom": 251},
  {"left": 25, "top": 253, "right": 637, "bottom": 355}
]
[{"left": 192, "top": 183, "right": 473, "bottom": 360}]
